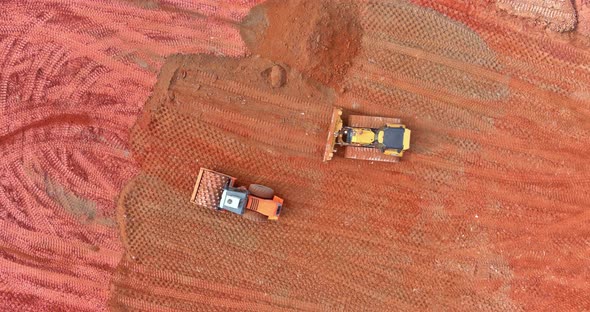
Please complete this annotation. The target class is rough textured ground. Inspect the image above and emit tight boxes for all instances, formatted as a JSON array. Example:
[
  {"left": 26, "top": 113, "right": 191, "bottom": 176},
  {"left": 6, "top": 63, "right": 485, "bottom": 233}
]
[
  {"left": 495, "top": 0, "right": 578, "bottom": 32},
  {"left": 2, "top": 0, "right": 590, "bottom": 311},
  {"left": 0, "top": 0, "right": 261, "bottom": 311},
  {"left": 240, "top": 0, "right": 363, "bottom": 88}
]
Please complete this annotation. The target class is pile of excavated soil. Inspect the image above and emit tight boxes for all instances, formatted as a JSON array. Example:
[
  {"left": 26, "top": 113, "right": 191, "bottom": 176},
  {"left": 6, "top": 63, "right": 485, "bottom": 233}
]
[{"left": 240, "top": 0, "right": 362, "bottom": 89}]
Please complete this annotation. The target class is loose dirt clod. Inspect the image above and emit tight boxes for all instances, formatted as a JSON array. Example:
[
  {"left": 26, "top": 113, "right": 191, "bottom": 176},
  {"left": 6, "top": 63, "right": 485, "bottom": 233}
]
[
  {"left": 240, "top": 0, "right": 362, "bottom": 88},
  {"left": 269, "top": 65, "right": 285, "bottom": 88}
]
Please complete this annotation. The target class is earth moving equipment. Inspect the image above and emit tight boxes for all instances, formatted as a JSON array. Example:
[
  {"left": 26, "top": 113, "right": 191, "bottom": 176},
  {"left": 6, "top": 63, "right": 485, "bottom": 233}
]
[
  {"left": 324, "top": 107, "right": 411, "bottom": 162},
  {"left": 190, "top": 168, "right": 283, "bottom": 221}
]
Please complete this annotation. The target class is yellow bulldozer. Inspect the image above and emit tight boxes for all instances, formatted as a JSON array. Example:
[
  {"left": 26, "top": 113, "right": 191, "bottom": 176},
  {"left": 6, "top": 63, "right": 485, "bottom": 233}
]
[{"left": 323, "top": 107, "right": 411, "bottom": 162}]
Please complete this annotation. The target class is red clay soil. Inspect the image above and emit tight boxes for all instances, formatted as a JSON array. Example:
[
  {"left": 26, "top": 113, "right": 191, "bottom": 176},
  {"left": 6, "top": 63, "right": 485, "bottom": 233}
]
[
  {"left": 109, "top": 0, "right": 590, "bottom": 311},
  {"left": 495, "top": 0, "right": 578, "bottom": 32},
  {"left": 0, "top": 1, "right": 261, "bottom": 311},
  {"left": 2, "top": 0, "right": 590, "bottom": 311},
  {"left": 240, "top": 0, "right": 362, "bottom": 89}
]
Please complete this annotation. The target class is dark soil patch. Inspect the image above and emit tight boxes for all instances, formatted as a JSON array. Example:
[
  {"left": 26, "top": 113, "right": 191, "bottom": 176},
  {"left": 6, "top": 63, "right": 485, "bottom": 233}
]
[{"left": 240, "top": 0, "right": 363, "bottom": 89}]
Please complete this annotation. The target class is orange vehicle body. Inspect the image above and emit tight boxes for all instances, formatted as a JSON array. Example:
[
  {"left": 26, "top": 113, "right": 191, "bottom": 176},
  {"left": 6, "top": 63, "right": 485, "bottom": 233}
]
[
  {"left": 190, "top": 168, "right": 283, "bottom": 220},
  {"left": 246, "top": 195, "right": 284, "bottom": 221}
]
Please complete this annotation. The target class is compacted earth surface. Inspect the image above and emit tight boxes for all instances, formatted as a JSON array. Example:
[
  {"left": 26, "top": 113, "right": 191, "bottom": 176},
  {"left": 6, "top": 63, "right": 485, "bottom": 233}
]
[{"left": 1, "top": 0, "right": 590, "bottom": 311}]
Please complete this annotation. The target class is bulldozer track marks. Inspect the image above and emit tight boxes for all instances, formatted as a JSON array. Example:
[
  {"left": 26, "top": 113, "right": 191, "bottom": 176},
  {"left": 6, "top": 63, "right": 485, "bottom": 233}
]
[{"left": 2, "top": 0, "right": 589, "bottom": 310}]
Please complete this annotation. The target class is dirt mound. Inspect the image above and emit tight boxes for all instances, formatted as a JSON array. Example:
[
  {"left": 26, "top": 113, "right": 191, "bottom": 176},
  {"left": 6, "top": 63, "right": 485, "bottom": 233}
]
[{"left": 240, "top": 0, "right": 362, "bottom": 89}]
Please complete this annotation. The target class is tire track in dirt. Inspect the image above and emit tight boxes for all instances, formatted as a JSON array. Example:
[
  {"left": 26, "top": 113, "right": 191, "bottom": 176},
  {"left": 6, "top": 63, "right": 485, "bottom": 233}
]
[
  {"left": 111, "top": 0, "right": 590, "bottom": 311},
  {"left": 166, "top": 61, "right": 331, "bottom": 155},
  {"left": 495, "top": 0, "right": 577, "bottom": 32},
  {"left": 409, "top": 1, "right": 590, "bottom": 310},
  {"left": 114, "top": 50, "right": 448, "bottom": 308},
  {"left": 0, "top": 0, "right": 262, "bottom": 310}
]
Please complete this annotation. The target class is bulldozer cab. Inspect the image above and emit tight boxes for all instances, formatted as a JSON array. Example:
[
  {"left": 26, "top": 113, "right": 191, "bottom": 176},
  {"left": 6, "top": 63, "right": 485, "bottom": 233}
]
[
  {"left": 379, "top": 126, "right": 411, "bottom": 156},
  {"left": 378, "top": 127, "right": 406, "bottom": 150}
]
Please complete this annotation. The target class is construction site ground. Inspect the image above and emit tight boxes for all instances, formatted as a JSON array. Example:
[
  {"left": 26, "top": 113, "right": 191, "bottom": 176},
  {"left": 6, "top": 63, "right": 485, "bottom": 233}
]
[{"left": 1, "top": 0, "right": 590, "bottom": 311}]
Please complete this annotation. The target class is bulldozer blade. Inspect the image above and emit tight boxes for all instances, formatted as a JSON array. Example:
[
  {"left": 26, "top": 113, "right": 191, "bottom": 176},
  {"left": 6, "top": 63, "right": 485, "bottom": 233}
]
[{"left": 323, "top": 107, "right": 344, "bottom": 162}]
